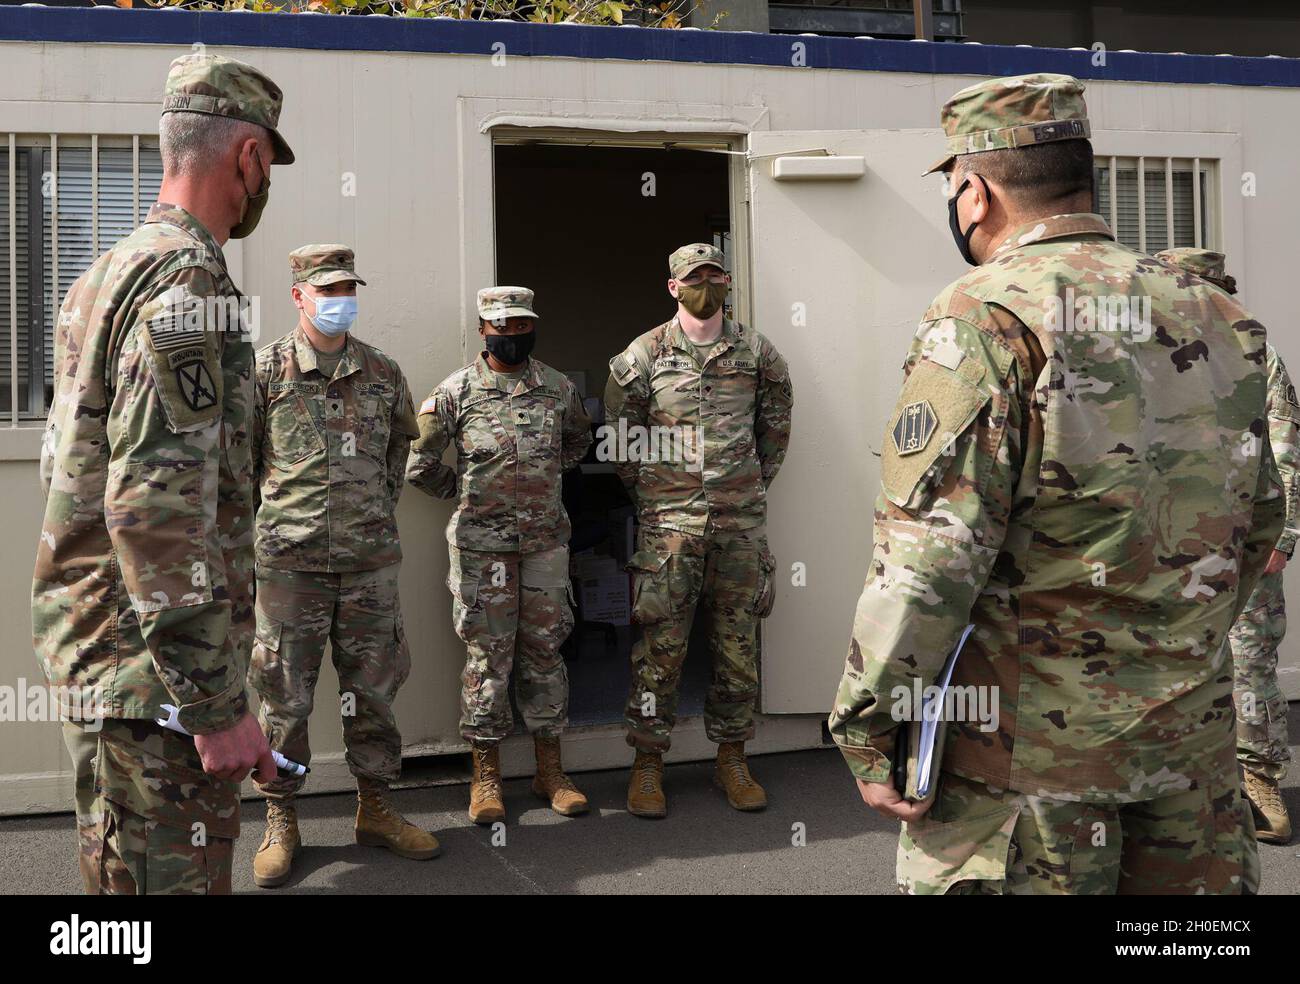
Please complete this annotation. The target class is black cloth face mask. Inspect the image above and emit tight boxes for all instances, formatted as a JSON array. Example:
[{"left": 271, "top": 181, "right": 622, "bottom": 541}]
[
  {"left": 947, "top": 175, "right": 985, "bottom": 267},
  {"left": 484, "top": 330, "right": 536, "bottom": 367}
]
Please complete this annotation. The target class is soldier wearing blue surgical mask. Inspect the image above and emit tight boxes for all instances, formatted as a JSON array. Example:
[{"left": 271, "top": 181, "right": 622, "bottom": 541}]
[{"left": 246, "top": 244, "right": 435, "bottom": 888}]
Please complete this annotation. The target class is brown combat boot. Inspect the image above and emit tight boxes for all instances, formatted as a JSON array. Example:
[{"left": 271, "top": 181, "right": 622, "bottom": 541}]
[
  {"left": 531, "top": 734, "right": 589, "bottom": 816},
  {"left": 469, "top": 744, "right": 506, "bottom": 825},
  {"left": 355, "top": 777, "right": 441, "bottom": 860},
  {"left": 714, "top": 741, "right": 767, "bottom": 812},
  {"left": 1244, "top": 769, "right": 1292, "bottom": 845},
  {"left": 253, "top": 799, "right": 300, "bottom": 889},
  {"left": 627, "top": 749, "right": 667, "bottom": 819}
]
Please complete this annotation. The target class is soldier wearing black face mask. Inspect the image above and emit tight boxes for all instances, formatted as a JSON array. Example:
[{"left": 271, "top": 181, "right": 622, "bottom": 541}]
[{"left": 407, "top": 286, "right": 593, "bottom": 825}]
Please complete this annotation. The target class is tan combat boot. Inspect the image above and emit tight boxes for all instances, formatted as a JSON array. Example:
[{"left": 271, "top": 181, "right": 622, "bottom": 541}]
[
  {"left": 627, "top": 749, "right": 667, "bottom": 819},
  {"left": 253, "top": 799, "right": 300, "bottom": 889},
  {"left": 531, "top": 734, "right": 589, "bottom": 816},
  {"left": 469, "top": 744, "right": 506, "bottom": 825},
  {"left": 1244, "top": 769, "right": 1292, "bottom": 845},
  {"left": 715, "top": 741, "right": 768, "bottom": 812},
  {"left": 355, "top": 777, "right": 441, "bottom": 860}
]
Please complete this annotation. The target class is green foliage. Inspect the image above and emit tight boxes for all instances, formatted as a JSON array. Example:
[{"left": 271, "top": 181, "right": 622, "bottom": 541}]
[{"left": 123, "top": 0, "right": 705, "bottom": 29}]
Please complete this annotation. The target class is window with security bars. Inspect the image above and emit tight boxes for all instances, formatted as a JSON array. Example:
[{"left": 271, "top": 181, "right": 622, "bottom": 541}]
[
  {"left": 1093, "top": 156, "right": 1215, "bottom": 254},
  {"left": 0, "top": 136, "right": 163, "bottom": 422}
]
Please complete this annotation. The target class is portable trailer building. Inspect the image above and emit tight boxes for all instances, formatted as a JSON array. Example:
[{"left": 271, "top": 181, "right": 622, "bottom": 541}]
[{"left": 0, "top": 8, "right": 1296, "bottom": 814}]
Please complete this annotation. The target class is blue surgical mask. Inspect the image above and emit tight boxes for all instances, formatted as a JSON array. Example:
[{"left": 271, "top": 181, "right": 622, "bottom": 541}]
[{"left": 308, "top": 294, "right": 358, "bottom": 336}]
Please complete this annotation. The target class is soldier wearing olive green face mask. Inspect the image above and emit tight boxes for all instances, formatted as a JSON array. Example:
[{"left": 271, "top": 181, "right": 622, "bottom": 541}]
[{"left": 605, "top": 243, "right": 794, "bottom": 819}]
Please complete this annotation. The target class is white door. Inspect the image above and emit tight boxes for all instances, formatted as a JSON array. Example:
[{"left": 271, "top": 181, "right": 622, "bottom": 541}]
[{"left": 748, "top": 129, "right": 964, "bottom": 713}]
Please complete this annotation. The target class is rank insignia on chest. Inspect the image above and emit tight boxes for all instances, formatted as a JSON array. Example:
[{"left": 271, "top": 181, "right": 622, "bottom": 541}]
[
  {"left": 892, "top": 400, "right": 937, "bottom": 456},
  {"left": 513, "top": 408, "right": 532, "bottom": 426}
]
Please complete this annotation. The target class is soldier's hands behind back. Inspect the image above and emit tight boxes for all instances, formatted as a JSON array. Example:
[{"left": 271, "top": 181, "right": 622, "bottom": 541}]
[
  {"left": 194, "top": 711, "right": 279, "bottom": 783},
  {"left": 1265, "top": 549, "right": 1289, "bottom": 575},
  {"left": 855, "top": 776, "right": 933, "bottom": 823}
]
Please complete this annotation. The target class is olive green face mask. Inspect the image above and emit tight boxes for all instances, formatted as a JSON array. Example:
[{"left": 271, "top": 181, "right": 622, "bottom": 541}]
[
  {"left": 230, "top": 153, "right": 270, "bottom": 240},
  {"left": 676, "top": 279, "right": 728, "bottom": 319}
]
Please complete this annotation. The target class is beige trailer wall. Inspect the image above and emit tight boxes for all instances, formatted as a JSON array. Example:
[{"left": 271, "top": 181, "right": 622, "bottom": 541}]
[{"left": 1, "top": 37, "right": 1296, "bottom": 812}]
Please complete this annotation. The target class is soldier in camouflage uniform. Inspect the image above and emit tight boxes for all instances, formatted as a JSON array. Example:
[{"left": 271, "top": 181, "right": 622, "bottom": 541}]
[
  {"left": 248, "top": 245, "right": 436, "bottom": 887},
  {"left": 32, "top": 54, "right": 292, "bottom": 895},
  {"left": 407, "top": 287, "right": 593, "bottom": 824},
  {"left": 1157, "top": 247, "right": 1295, "bottom": 845},
  {"left": 605, "top": 243, "right": 793, "bottom": 818},
  {"left": 829, "top": 75, "right": 1280, "bottom": 894}
]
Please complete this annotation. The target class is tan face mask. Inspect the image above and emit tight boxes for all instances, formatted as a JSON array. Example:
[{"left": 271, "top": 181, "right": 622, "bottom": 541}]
[
  {"left": 676, "top": 279, "right": 729, "bottom": 319},
  {"left": 230, "top": 151, "right": 270, "bottom": 240}
]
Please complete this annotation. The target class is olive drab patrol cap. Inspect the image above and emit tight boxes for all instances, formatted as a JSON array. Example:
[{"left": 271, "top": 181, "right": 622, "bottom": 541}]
[
  {"left": 289, "top": 244, "right": 367, "bottom": 287},
  {"left": 477, "top": 286, "right": 538, "bottom": 323},
  {"left": 669, "top": 243, "right": 726, "bottom": 280},
  {"left": 923, "top": 73, "right": 1090, "bottom": 175},
  {"left": 161, "top": 53, "right": 295, "bottom": 165},
  {"left": 1155, "top": 247, "right": 1238, "bottom": 294}
]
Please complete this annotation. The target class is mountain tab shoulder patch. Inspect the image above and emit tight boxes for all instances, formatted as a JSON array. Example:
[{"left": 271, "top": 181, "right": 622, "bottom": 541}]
[{"left": 137, "top": 283, "right": 225, "bottom": 433}]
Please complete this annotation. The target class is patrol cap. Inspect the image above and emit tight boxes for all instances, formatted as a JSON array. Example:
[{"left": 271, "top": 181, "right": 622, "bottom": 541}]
[
  {"left": 924, "top": 73, "right": 1090, "bottom": 176},
  {"left": 669, "top": 243, "right": 726, "bottom": 280},
  {"left": 290, "top": 244, "right": 367, "bottom": 288},
  {"left": 161, "top": 53, "right": 295, "bottom": 165},
  {"left": 478, "top": 286, "right": 538, "bottom": 322},
  {"left": 1155, "top": 247, "right": 1237, "bottom": 295}
]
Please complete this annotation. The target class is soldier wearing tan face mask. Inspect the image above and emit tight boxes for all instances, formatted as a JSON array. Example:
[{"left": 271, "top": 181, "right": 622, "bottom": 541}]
[
  {"left": 35, "top": 52, "right": 293, "bottom": 896},
  {"left": 605, "top": 242, "right": 794, "bottom": 819}
]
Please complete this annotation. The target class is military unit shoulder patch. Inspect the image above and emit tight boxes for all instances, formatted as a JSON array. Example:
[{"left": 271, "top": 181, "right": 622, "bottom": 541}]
[
  {"left": 880, "top": 359, "right": 990, "bottom": 512},
  {"left": 892, "top": 400, "right": 937, "bottom": 456},
  {"left": 174, "top": 359, "right": 218, "bottom": 412}
]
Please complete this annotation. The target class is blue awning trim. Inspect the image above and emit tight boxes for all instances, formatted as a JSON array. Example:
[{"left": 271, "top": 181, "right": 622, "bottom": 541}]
[{"left": 2, "top": 8, "right": 1299, "bottom": 88}]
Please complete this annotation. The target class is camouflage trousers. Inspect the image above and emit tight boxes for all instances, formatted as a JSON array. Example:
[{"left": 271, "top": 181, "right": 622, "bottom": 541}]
[
  {"left": 249, "top": 563, "right": 410, "bottom": 800},
  {"left": 624, "top": 525, "right": 775, "bottom": 752},
  {"left": 897, "top": 771, "right": 1259, "bottom": 895},
  {"left": 448, "top": 543, "right": 574, "bottom": 745},
  {"left": 1230, "top": 568, "right": 1291, "bottom": 780},
  {"left": 61, "top": 718, "right": 237, "bottom": 895}
]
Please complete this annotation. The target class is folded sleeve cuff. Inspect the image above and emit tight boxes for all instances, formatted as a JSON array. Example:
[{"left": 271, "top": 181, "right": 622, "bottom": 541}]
[
  {"left": 176, "top": 686, "right": 248, "bottom": 736},
  {"left": 835, "top": 740, "right": 892, "bottom": 783}
]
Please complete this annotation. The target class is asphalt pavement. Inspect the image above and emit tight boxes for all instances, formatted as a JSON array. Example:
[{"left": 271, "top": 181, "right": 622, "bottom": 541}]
[{"left": 2, "top": 717, "right": 1297, "bottom": 894}]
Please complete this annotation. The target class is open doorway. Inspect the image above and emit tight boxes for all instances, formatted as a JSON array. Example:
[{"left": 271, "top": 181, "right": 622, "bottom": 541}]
[{"left": 493, "top": 136, "right": 733, "bottom": 729}]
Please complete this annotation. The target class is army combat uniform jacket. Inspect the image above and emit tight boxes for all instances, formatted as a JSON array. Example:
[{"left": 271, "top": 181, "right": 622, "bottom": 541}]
[
  {"left": 603, "top": 317, "right": 793, "bottom": 534},
  {"left": 1265, "top": 344, "right": 1300, "bottom": 556},
  {"left": 829, "top": 213, "right": 1282, "bottom": 805},
  {"left": 407, "top": 353, "right": 591, "bottom": 743},
  {"left": 1224, "top": 343, "right": 1300, "bottom": 784},
  {"left": 605, "top": 316, "right": 793, "bottom": 751},
  {"left": 251, "top": 326, "right": 417, "bottom": 572},
  {"left": 33, "top": 202, "right": 255, "bottom": 740},
  {"left": 406, "top": 355, "right": 592, "bottom": 552}
]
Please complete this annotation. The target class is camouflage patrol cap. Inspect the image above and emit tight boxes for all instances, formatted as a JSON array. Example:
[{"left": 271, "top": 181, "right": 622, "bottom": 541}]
[
  {"left": 924, "top": 73, "right": 1090, "bottom": 175},
  {"left": 669, "top": 243, "right": 726, "bottom": 279},
  {"left": 478, "top": 286, "right": 538, "bottom": 322},
  {"left": 161, "top": 53, "right": 295, "bottom": 165},
  {"left": 1155, "top": 247, "right": 1237, "bottom": 294},
  {"left": 289, "top": 244, "right": 367, "bottom": 287}
]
